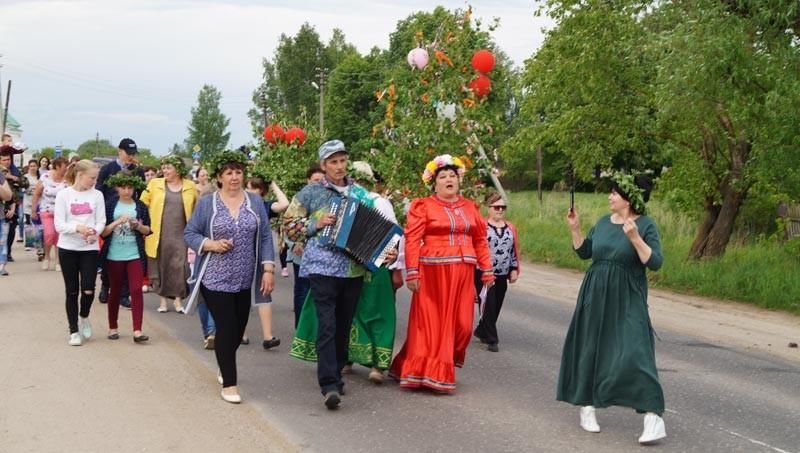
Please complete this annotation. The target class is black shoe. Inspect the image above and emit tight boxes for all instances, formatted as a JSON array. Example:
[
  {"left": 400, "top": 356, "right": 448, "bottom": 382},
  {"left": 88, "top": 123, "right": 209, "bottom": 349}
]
[
  {"left": 120, "top": 298, "right": 131, "bottom": 310},
  {"left": 241, "top": 336, "right": 250, "bottom": 345},
  {"left": 133, "top": 335, "right": 149, "bottom": 343},
  {"left": 323, "top": 391, "right": 341, "bottom": 410},
  {"left": 474, "top": 331, "right": 488, "bottom": 344},
  {"left": 487, "top": 343, "right": 499, "bottom": 352},
  {"left": 262, "top": 337, "right": 280, "bottom": 350},
  {"left": 6, "top": 256, "right": 13, "bottom": 262},
  {"left": 107, "top": 332, "right": 120, "bottom": 340}
]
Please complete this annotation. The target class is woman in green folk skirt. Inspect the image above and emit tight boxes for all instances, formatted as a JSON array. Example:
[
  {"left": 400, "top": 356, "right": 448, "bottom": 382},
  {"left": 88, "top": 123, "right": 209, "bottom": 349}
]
[{"left": 557, "top": 173, "right": 667, "bottom": 445}]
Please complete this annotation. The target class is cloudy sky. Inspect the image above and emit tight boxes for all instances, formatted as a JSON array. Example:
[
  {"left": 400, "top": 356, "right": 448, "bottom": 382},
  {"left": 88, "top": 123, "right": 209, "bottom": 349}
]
[{"left": 1, "top": 0, "right": 551, "bottom": 154}]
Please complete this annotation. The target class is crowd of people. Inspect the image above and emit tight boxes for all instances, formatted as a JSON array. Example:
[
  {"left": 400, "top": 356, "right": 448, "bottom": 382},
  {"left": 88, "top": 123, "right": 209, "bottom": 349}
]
[{"left": 0, "top": 134, "right": 667, "bottom": 445}]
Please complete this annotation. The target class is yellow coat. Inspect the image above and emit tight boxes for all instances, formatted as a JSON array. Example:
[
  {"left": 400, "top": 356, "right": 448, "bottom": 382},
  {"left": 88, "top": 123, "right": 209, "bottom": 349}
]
[{"left": 140, "top": 178, "right": 198, "bottom": 258}]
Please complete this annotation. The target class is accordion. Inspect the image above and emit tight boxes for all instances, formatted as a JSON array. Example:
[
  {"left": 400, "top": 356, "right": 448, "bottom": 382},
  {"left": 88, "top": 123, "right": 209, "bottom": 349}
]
[{"left": 318, "top": 196, "right": 403, "bottom": 272}]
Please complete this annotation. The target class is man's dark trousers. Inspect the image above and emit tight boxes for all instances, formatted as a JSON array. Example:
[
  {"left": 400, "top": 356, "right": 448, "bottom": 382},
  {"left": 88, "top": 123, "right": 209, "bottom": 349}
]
[{"left": 309, "top": 274, "right": 363, "bottom": 395}]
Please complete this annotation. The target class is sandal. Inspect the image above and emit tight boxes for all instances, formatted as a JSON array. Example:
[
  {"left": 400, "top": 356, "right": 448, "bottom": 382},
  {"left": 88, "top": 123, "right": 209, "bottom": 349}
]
[
  {"left": 157, "top": 306, "right": 168, "bottom": 313},
  {"left": 133, "top": 335, "right": 149, "bottom": 343},
  {"left": 107, "top": 332, "right": 120, "bottom": 340}
]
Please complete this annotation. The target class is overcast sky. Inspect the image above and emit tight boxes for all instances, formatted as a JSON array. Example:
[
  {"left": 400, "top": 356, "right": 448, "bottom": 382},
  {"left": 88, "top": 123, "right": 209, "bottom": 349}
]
[{"left": 1, "top": 0, "right": 551, "bottom": 154}]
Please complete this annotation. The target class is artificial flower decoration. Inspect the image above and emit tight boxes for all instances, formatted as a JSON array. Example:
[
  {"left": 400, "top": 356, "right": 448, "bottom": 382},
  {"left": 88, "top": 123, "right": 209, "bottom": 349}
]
[
  {"left": 611, "top": 173, "right": 647, "bottom": 215},
  {"left": 159, "top": 155, "right": 189, "bottom": 176},
  {"left": 422, "top": 154, "right": 466, "bottom": 184},
  {"left": 206, "top": 150, "right": 250, "bottom": 178}
]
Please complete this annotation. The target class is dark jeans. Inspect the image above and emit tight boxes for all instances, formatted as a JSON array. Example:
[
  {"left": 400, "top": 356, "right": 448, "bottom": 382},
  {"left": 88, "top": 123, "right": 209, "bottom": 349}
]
[
  {"left": 292, "top": 262, "right": 310, "bottom": 328},
  {"left": 309, "top": 274, "right": 363, "bottom": 395},
  {"left": 59, "top": 248, "right": 99, "bottom": 334},
  {"left": 474, "top": 272, "right": 509, "bottom": 345},
  {"left": 279, "top": 246, "right": 288, "bottom": 268},
  {"left": 200, "top": 285, "right": 250, "bottom": 388},
  {"left": 6, "top": 210, "right": 18, "bottom": 256}
]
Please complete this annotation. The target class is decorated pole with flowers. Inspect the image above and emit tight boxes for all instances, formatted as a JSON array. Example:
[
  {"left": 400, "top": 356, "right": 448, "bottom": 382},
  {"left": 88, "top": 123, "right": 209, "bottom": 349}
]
[{"left": 369, "top": 6, "right": 513, "bottom": 204}]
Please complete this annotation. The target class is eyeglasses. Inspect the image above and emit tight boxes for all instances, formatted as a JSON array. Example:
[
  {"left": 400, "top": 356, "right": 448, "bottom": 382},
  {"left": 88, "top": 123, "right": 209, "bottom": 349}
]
[{"left": 490, "top": 205, "right": 507, "bottom": 211}]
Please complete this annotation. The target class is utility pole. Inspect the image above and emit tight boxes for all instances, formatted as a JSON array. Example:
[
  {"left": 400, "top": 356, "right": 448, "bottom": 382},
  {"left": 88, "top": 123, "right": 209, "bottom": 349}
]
[
  {"left": 315, "top": 67, "right": 327, "bottom": 136},
  {"left": 95, "top": 132, "right": 100, "bottom": 157}
]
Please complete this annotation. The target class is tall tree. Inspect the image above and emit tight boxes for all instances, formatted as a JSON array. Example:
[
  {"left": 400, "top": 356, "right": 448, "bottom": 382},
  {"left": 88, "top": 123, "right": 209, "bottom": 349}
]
[
  {"left": 185, "top": 84, "right": 231, "bottom": 160},
  {"left": 248, "top": 25, "right": 359, "bottom": 138}
]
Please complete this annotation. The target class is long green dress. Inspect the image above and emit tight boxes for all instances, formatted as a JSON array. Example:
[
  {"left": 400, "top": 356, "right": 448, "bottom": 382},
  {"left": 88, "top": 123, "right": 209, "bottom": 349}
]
[
  {"left": 556, "top": 214, "right": 665, "bottom": 415},
  {"left": 289, "top": 267, "right": 397, "bottom": 369}
]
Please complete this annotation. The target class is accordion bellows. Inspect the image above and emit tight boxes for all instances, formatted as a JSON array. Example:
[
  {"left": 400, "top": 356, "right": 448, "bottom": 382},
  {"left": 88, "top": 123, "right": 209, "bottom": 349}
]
[{"left": 318, "top": 197, "right": 403, "bottom": 272}]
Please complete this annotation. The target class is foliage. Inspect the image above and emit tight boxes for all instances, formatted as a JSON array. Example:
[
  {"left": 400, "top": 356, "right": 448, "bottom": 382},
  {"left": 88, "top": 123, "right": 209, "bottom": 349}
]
[
  {"left": 504, "top": 0, "right": 800, "bottom": 258},
  {"left": 324, "top": 52, "right": 387, "bottom": 155},
  {"left": 76, "top": 139, "right": 117, "bottom": 159},
  {"left": 251, "top": 126, "right": 323, "bottom": 195},
  {"left": 369, "top": 6, "right": 516, "bottom": 203},
  {"left": 248, "top": 24, "right": 358, "bottom": 138},
  {"left": 185, "top": 84, "right": 231, "bottom": 161}
]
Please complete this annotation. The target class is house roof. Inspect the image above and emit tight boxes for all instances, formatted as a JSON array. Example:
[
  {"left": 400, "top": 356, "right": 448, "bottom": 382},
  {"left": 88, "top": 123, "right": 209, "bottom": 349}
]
[{"left": 1, "top": 110, "right": 21, "bottom": 129}]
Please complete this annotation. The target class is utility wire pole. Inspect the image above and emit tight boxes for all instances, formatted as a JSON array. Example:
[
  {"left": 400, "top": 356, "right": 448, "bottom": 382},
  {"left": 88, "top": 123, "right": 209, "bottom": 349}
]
[{"left": 315, "top": 67, "right": 327, "bottom": 136}]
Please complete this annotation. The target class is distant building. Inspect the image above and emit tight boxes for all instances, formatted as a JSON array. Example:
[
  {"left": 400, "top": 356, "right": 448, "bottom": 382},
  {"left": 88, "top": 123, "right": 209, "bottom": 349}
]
[{"left": 1, "top": 110, "right": 23, "bottom": 142}]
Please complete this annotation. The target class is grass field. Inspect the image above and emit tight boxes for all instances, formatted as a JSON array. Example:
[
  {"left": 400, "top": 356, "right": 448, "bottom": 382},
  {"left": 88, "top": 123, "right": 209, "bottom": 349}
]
[{"left": 504, "top": 191, "right": 800, "bottom": 315}]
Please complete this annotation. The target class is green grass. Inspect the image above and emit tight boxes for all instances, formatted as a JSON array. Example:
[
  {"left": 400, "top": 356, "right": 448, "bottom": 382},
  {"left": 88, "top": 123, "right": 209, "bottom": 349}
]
[{"left": 504, "top": 191, "right": 800, "bottom": 315}]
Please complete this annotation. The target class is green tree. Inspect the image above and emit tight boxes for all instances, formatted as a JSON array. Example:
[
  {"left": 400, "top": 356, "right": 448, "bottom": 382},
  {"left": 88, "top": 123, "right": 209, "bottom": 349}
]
[
  {"left": 653, "top": 0, "right": 800, "bottom": 258},
  {"left": 324, "top": 51, "right": 386, "bottom": 154},
  {"left": 76, "top": 139, "right": 117, "bottom": 159},
  {"left": 185, "top": 84, "right": 231, "bottom": 160},
  {"left": 248, "top": 25, "right": 359, "bottom": 139}
]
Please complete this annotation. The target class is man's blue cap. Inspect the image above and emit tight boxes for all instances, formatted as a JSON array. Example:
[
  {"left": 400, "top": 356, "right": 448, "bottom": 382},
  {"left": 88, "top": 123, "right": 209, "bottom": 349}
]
[{"left": 318, "top": 140, "right": 347, "bottom": 161}]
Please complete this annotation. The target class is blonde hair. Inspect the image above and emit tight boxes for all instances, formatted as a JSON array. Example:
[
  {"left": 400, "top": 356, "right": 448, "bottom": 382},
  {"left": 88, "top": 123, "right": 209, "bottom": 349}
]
[{"left": 65, "top": 159, "right": 98, "bottom": 185}]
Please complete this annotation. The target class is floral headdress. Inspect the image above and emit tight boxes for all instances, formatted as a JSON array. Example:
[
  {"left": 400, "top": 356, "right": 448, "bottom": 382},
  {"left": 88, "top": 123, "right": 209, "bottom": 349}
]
[
  {"left": 206, "top": 150, "right": 250, "bottom": 178},
  {"left": 105, "top": 172, "right": 147, "bottom": 192},
  {"left": 422, "top": 154, "right": 466, "bottom": 184},
  {"left": 611, "top": 173, "right": 647, "bottom": 215},
  {"left": 159, "top": 155, "right": 188, "bottom": 176}
]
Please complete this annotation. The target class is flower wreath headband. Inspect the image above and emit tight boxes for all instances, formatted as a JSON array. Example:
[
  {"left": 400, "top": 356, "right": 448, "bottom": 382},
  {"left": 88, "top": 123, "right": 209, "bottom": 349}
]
[
  {"left": 159, "top": 155, "right": 189, "bottom": 176},
  {"left": 105, "top": 172, "right": 147, "bottom": 192},
  {"left": 205, "top": 150, "right": 251, "bottom": 179},
  {"left": 611, "top": 173, "right": 647, "bottom": 215},
  {"left": 422, "top": 154, "right": 466, "bottom": 185}
]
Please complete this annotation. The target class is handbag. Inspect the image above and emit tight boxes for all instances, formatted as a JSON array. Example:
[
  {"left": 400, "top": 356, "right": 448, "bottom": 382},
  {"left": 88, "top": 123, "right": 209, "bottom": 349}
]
[{"left": 25, "top": 223, "right": 43, "bottom": 249}]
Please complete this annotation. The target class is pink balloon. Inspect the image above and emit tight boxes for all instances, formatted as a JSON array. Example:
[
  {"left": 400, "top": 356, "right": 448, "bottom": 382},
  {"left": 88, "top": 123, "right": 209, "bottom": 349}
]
[{"left": 407, "top": 48, "right": 429, "bottom": 70}]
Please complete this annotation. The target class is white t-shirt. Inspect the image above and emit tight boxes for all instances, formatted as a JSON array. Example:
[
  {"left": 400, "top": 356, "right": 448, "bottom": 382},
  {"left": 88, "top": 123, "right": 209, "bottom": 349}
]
[
  {"left": 23, "top": 174, "right": 39, "bottom": 215},
  {"left": 54, "top": 187, "right": 106, "bottom": 251}
]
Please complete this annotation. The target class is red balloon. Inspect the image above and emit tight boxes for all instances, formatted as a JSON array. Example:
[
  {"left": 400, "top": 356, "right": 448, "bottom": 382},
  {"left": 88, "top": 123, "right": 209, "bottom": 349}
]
[
  {"left": 468, "top": 75, "right": 492, "bottom": 98},
  {"left": 471, "top": 49, "right": 495, "bottom": 74},
  {"left": 284, "top": 127, "right": 306, "bottom": 145},
  {"left": 263, "top": 124, "right": 285, "bottom": 144}
]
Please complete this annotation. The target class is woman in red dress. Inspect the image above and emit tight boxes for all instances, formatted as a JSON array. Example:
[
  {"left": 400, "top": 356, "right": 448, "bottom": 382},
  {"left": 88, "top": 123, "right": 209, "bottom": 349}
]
[{"left": 389, "top": 154, "right": 495, "bottom": 393}]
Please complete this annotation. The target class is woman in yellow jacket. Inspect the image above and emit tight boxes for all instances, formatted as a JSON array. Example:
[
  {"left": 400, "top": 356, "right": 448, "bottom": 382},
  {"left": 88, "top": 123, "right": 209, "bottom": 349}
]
[{"left": 140, "top": 156, "right": 198, "bottom": 313}]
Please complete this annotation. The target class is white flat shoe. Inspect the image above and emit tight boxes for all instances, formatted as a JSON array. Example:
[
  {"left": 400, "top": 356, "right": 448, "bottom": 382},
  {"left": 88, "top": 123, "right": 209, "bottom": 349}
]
[
  {"left": 217, "top": 371, "right": 223, "bottom": 385},
  {"left": 579, "top": 406, "right": 601, "bottom": 433},
  {"left": 221, "top": 390, "right": 241, "bottom": 404},
  {"left": 639, "top": 413, "right": 666, "bottom": 444}
]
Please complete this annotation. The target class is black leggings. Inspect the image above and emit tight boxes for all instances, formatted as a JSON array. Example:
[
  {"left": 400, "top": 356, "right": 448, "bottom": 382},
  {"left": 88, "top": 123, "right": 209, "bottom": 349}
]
[
  {"left": 474, "top": 272, "right": 509, "bottom": 345},
  {"left": 59, "top": 248, "right": 98, "bottom": 334},
  {"left": 200, "top": 285, "right": 250, "bottom": 388}
]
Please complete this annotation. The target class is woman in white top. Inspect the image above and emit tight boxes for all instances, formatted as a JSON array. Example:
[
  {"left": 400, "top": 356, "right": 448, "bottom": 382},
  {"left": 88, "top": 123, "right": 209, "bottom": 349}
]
[
  {"left": 54, "top": 160, "right": 106, "bottom": 346},
  {"left": 31, "top": 157, "right": 70, "bottom": 271}
]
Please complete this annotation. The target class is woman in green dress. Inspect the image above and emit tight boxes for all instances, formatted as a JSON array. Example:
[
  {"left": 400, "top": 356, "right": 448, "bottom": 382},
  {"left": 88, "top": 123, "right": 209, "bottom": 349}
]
[{"left": 557, "top": 173, "right": 667, "bottom": 445}]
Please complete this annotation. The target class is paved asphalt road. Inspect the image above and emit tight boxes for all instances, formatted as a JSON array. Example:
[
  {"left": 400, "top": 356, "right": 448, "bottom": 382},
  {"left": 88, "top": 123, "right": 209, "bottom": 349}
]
[{"left": 147, "top": 269, "right": 799, "bottom": 453}]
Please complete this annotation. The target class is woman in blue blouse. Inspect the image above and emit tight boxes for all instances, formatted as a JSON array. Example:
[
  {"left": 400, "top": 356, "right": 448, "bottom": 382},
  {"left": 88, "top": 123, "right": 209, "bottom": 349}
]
[{"left": 184, "top": 151, "right": 275, "bottom": 404}]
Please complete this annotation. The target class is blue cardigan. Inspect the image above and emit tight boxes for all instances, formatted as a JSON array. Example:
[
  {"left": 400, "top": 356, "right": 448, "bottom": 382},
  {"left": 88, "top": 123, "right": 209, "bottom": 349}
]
[{"left": 183, "top": 191, "right": 275, "bottom": 313}]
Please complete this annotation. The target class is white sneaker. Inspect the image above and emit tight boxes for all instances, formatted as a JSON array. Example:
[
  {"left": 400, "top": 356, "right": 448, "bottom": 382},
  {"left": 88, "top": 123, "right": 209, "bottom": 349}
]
[
  {"left": 579, "top": 406, "right": 601, "bottom": 433},
  {"left": 217, "top": 370, "right": 223, "bottom": 385},
  {"left": 639, "top": 413, "right": 666, "bottom": 444},
  {"left": 79, "top": 317, "right": 92, "bottom": 339},
  {"left": 69, "top": 332, "right": 82, "bottom": 346},
  {"left": 55, "top": 264, "right": 62, "bottom": 272},
  {"left": 41, "top": 260, "right": 50, "bottom": 270}
]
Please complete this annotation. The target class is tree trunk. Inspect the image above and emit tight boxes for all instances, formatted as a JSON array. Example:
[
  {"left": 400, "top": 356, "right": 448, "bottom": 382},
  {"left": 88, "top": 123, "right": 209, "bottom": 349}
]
[
  {"left": 701, "top": 188, "right": 746, "bottom": 257},
  {"left": 689, "top": 196, "right": 720, "bottom": 259}
]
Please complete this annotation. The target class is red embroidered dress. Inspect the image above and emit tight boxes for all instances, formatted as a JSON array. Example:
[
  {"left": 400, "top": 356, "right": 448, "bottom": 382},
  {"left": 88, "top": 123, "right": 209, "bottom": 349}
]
[{"left": 390, "top": 195, "right": 494, "bottom": 392}]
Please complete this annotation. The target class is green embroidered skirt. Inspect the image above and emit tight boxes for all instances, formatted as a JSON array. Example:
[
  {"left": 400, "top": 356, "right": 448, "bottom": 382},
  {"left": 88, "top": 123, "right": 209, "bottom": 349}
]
[{"left": 290, "top": 267, "right": 397, "bottom": 369}]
